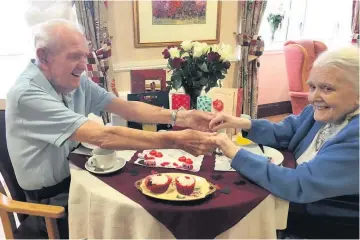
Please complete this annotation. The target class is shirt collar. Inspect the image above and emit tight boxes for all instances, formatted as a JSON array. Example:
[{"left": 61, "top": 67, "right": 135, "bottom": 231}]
[
  {"left": 25, "top": 60, "right": 77, "bottom": 103},
  {"left": 25, "top": 60, "right": 63, "bottom": 102}
]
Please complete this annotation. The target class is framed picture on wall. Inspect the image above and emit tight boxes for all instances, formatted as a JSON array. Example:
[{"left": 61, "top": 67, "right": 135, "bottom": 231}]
[{"left": 133, "top": 0, "right": 221, "bottom": 48}]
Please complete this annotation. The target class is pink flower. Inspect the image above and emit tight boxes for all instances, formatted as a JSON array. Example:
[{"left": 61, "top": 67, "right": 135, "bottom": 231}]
[{"left": 162, "top": 49, "right": 170, "bottom": 59}]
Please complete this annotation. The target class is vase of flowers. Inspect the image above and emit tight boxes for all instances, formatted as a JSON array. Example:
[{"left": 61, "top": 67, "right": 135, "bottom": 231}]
[{"left": 162, "top": 40, "right": 232, "bottom": 109}]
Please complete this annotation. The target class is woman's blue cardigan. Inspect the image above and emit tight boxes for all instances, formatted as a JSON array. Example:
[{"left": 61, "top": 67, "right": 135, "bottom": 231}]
[{"left": 231, "top": 105, "right": 359, "bottom": 204}]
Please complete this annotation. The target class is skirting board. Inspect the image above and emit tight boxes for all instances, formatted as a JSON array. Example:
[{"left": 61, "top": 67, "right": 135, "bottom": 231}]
[{"left": 257, "top": 101, "right": 292, "bottom": 118}]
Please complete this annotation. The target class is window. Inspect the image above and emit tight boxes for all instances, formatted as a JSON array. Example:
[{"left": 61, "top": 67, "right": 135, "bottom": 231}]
[
  {"left": 259, "top": 0, "right": 353, "bottom": 51},
  {"left": 0, "top": 1, "right": 32, "bottom": 99}
]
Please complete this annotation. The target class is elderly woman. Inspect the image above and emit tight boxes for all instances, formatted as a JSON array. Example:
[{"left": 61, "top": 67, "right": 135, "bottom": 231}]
[{"left": 210, "top": 46, "right": 359, "bottom": 237}]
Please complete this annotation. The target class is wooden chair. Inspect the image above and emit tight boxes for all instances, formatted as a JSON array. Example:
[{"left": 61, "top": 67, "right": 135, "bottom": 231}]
[
  {"left": 0, "top": 192, "right": 65, "bottom": 239},
  {"left": 0, "top": 110, "right": 66, "bottom": 239}
]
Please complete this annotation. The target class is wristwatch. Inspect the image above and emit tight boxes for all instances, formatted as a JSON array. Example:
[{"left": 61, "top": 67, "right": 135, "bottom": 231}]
[{"left": 171, "top": 109, "right": 179, "bottom": 126}]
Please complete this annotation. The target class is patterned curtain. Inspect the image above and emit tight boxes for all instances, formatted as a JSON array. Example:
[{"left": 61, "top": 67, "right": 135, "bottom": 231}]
[
  {"left": 236, "top": 1, "right": 267, "bottom": 119},
  {"left": 352, "top": 0, "right": 359, "bottom": 45},
  {"left": 73, "top": 0, "right": 117, "bottom": 124}
]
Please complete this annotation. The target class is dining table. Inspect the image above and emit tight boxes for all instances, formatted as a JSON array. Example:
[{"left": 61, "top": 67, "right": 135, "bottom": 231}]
[{"left": 68, "top": 149, "right": 295, "bottom": 239}]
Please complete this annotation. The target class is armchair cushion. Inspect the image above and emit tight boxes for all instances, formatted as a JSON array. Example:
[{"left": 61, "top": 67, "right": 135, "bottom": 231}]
[{"left": 289, "top": 92, "right": 309, "bottom": 98}]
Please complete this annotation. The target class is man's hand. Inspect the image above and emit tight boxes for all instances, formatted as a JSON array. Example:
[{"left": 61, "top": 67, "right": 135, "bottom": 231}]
[
  {"left": 209, "top": 113, "right": 251, "bottom": 131},
  {"left": 176, "top": 110, "right": 216, "bottom": 132},
  {"left": 173, "top": 129, "right": 217, "bottom": 156},
  {"left": 212, "top": 133, "right": 241, "bottom": 159}
]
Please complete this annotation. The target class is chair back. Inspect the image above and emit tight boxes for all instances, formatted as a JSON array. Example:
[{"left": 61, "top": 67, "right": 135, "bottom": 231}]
[
  {"left": 0, "top": 110, "right": 27, "bottom": 224},
  {"left": 283, "top": 40, "right": 327, "bottom": 92}
]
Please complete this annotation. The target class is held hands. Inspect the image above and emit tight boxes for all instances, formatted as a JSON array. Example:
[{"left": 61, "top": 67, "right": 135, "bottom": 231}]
[
  {"left": 175, "top": 110, "right": 216, "bottom": 132},
  {"left": 173, "top": 129, "right": 217, "bottom": 157},
  {"left": 212, "top": 133, "right": 241, "bottom": 159},
  {"left": 209, "top": 112, "right": 251, "bottom": 132}
]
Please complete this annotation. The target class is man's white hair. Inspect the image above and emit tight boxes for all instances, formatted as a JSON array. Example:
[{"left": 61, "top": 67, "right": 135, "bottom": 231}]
[
  {"left": 313, "top": 46, "right": 359, "bottom": 92},
  {"left": 33, "top": 19, "right": 84, "bottom": 52}
]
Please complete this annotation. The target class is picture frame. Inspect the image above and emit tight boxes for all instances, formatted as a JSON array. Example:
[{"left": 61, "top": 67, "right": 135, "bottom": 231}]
[
  {"left": 130, "top": 69, "right": 167, "bottom": 93},
  {"left": 133, "top": 0, "right": 221, "bottom": 48}
]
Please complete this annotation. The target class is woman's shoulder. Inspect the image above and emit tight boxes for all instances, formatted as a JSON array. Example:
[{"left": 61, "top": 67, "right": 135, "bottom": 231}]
[{"left": 336, "top": 116, "right": 359, "bottom": 143}]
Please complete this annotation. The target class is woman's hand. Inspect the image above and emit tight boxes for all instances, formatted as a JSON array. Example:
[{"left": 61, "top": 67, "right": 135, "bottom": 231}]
[
  {"left": 213, "top": 133, "right": 241, "bottom": 159},
  {"left": 209, "top": 113, "right": 252, "bottom": 131}
]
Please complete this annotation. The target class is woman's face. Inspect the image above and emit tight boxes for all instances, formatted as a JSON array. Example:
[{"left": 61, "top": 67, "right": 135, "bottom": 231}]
[{"left": 307, "top": 66, "right": 359, "bottom": 123}]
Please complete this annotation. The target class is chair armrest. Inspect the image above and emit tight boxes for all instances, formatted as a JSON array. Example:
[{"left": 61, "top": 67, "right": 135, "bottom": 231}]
[
  {"left": 289, "top": 91, "right": 309, "bottom": 98},
  {"left": 0, "top": 193, "right": 65, "bottom": 218}
]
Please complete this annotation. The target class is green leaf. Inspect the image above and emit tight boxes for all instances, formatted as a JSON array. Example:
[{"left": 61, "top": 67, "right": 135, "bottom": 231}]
[
  {"left": 200, "top": 62, "right": 209, "bottom": 72},
  {"left": 215, "top": 62, "right": 223, "bottom": 70},
  {"left": 199, "top": 77, "right": 208, "bottom": 85},
  {"left": 209, "top": 74, "right": 217, "bottom": 83},
  {"left": 205, "top": 86, "right": 211, "bottom": 93}
]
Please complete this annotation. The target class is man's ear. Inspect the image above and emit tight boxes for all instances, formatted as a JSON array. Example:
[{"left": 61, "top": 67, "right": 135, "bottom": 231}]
[{"left": 36, "top": 48, "right": 49, "bottom": 64}]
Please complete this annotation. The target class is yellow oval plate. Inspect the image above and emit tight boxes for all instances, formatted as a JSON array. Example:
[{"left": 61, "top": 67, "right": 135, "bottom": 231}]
[{"left": 135, "top": 173, "right": 216, "bottom": 201}]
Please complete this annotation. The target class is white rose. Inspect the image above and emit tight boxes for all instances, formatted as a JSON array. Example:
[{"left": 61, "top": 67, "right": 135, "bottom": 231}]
[
  {"left": 211, "top": 44, "right": 220, "bottom": 53},
  {"left": 201, "top": 42, "right": 210, "bottom": 54},
  {"left": 193, "top": 46, "right": 204, "bottom": 58},
  {"left": 181, "top": 40, "right": 193, "bottom": 51},
  {"left": 192, "top": 42, "right": 209, "bottom": 57},
  {"left": 218, "top": 43, "right": 233, "bottom": 61},
  {"left": 168, "top": 47, "right": 180, "bottom": 59}
]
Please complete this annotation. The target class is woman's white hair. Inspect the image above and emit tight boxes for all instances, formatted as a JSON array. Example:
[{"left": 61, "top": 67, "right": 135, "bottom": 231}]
[
  {"left": 32, "top": 19, "right": 84, "bottom": 53},
  {"left": 313, "top": 46, "right": 359, "bottom": 92}
]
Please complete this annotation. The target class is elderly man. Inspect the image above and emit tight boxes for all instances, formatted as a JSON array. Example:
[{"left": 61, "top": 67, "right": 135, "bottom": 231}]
[{"left": 6, "top": 19, "right": 216, "bottom": 238}]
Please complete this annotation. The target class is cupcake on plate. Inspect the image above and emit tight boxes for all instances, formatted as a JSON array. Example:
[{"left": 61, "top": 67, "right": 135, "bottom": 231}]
[
  {"left": 175, "top": 175, "right": 196, "bottom": 195},
  {"left": 144, "top": 173, "right": 172, "bottom": 194}
]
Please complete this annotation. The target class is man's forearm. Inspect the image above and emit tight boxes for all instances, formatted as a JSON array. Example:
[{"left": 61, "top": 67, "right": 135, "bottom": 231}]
[
  {"left": 106, "top": 98, "right": 173, "bottom": 124},
  {"left": 71, "top": 120, "right": 178, "bottom": 150},
  {"left": 101, "top": 125, "right": 176, "bottom": 150}
]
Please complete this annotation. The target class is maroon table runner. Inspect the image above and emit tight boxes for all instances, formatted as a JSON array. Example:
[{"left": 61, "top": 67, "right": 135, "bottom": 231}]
[{"left": 70, "top": 151, "right": 295, "bottom": 239}]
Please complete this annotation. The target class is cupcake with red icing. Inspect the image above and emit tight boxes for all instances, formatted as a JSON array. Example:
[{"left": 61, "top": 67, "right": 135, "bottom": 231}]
[
  {"left": 175, "top": 175, "right": 196, "bottom": 195},
  {"left": 144, "top": 173, "right": 172, "bottom": 194}
]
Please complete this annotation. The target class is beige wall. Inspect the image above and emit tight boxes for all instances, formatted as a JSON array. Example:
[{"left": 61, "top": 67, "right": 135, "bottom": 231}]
[
  {"left": 108, "top": 0, "right": 239, "bottom": 91},
  {"left": 108, "top": 0, "right": 289, "bottom": 105}
]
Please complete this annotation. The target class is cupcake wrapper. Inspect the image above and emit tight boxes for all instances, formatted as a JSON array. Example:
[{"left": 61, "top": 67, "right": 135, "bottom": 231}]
[
  {"left": 175, "top": 178, "right": 195, "bottom": 195},
  {"left": 145, "top": 175, "right": 172, "bottom": 194}
]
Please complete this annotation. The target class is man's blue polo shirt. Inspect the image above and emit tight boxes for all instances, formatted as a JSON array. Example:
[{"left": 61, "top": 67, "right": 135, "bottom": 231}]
[{"left": 6, "top": 61, "right": 115, "bottom": 190}]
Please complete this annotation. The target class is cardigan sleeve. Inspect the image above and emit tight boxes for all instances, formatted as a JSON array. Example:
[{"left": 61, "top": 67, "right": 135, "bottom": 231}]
[
  {"left": 245, "top": 105, "right": 313, "bottom": 149},
  {"left": 231, "top": 139, "right": 359, "bottom": 203}
]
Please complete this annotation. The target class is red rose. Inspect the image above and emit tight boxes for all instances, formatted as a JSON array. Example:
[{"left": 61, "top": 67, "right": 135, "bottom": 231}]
[
  {"left": 172, "top": 57, "right": 184, "bottom": 69},
  {"left": 223, "top": 61, "right": 231, "bottom": 69},
  {"left": 162, "top": 49, "right": 170, "bottom": 59},
  {"left": 207, "top": 52, "right": 220, "bottom": 62}
]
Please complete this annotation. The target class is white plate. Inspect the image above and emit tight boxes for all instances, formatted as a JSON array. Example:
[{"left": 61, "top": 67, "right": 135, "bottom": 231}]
[
  {"left": 81, "top": 142, "right": 97, "bottom": 150},
  {"left": 241, "top": 144, "right": 284, "bottom": 165},
  {"left": 85, "top": 159, "right": 126, "bottom": 174}
]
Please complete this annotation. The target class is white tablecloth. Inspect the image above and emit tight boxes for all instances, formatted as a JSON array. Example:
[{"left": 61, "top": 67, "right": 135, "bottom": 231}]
[{"left": 68, "top": 168, "right": 289, "bottom": 239}]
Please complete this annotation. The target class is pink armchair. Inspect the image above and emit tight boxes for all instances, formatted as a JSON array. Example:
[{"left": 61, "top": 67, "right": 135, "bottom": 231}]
[{"left": 283, "top": 40, "right": 328, "bottom": 114}]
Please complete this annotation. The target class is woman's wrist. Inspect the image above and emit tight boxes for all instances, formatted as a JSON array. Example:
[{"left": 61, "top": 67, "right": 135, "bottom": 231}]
[
  {"left": 235, "top": 118, "right": 251, "bottom": 131},
  {"left": 228, "top": 145, "right": 241, "bottom": 159}
]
